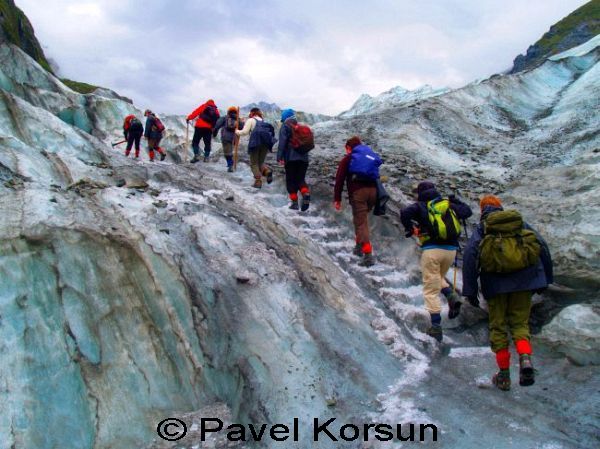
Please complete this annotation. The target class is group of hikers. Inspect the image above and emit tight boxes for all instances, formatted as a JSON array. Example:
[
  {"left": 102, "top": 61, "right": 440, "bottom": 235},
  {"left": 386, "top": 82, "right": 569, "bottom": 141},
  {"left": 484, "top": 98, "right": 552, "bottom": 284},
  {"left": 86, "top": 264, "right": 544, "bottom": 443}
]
[{"left": 118, "top": 99, "right": 554, "bottom": 392}]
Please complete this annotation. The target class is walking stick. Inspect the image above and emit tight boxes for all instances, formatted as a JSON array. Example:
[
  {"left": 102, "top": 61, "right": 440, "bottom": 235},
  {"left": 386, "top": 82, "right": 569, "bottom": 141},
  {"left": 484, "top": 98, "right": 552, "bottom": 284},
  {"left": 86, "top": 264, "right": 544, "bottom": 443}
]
[
  {"left": 233, "top": 106, "right": 240, "bottom": 172},
  {"left": 185, "top": 120, "right": 189, "bottom": 163},
  {"left": 111, "top": 139, "right": 127, "bottom": 148}
]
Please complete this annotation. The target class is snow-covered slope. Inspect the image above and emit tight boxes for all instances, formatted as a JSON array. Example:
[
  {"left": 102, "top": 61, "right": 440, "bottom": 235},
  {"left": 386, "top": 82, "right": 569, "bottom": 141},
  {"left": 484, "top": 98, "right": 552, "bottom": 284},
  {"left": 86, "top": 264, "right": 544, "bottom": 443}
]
[{"left": 339, "top": 84, "right": 451, "bottom": 118}]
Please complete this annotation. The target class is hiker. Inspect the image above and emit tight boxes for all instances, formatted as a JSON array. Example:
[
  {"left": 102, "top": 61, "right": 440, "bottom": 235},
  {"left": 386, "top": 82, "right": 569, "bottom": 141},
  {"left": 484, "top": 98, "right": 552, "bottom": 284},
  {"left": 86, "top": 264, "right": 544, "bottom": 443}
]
[
  {"left": 213, "top": 106, "right": 242, "bottom": 172},
  {"left": 235, "top": 107, "right": 275, "bottom": 188},
  {"left": 333, "top": 136, "right": 382, "bottom": 267},
  {"left": 400, "top": 181, "right": 472, "bottom": 342},
  {"left": 143, "top": 109, "right": 167, "bottom": 161},
  {"left": 462, "top": 194, "right": 553, "bottom": 391},
  {"left": 122, "top": 114, "right": 144, "bottom": 159},
  {"left": 277, "top": 108, "right": 313, "bottom": 211},
  {"left": 187, "top": 99, "right": 220, "bottom": 163}
]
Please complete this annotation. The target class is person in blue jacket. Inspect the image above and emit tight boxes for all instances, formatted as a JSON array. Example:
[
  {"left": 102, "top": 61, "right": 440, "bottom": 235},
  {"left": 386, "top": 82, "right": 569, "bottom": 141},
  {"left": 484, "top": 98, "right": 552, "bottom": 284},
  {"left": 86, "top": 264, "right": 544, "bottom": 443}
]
[{"left": 462, "top": 194, "right": 553, "bottom": 391}]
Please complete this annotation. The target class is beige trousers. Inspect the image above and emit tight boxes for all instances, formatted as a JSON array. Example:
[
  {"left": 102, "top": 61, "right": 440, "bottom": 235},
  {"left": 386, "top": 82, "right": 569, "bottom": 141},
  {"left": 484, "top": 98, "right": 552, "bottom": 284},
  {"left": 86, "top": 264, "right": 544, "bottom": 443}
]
[{"left": 421, "top": 248, "right": 456, "bottom": 314}]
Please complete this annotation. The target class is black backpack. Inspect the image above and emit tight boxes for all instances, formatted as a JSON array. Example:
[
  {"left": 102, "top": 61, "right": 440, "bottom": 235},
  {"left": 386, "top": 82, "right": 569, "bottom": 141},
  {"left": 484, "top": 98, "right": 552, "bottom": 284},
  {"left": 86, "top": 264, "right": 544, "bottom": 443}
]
[
  {"left": 200, "top": 105, "right": 219, "bottom": 125},
  {"left": 248, "top": 120, "right": 275, "bottom": 152},
  {"left": 225, "top": 116, "right": 237, "bottom": 131}
]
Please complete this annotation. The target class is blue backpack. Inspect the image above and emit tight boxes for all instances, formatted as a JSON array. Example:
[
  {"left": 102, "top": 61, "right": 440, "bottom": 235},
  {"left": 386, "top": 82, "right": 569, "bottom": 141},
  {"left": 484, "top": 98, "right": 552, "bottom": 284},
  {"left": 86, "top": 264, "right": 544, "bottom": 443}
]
[
  {"left": 248, "top": 119, "right": 276, "bottom": 152},
  {"left": 349, "top": 145, "right": 382, "bottom": 181}
]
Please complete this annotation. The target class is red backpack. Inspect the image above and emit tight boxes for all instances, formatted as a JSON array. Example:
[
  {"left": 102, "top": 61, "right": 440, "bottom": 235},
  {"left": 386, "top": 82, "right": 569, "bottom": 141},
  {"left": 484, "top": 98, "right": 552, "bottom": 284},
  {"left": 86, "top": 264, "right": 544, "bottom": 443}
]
[
  {"left": 152, "top": 116, "right": 165, "bottom": 133},
  {"left": 289, "top": 122, "right": 314, "bottom": 154}
]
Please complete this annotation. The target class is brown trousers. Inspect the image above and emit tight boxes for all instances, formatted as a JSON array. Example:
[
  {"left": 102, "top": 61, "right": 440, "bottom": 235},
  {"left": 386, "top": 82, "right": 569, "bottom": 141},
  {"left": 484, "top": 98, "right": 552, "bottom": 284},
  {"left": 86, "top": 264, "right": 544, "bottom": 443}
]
[
  {"left": 351, "top": 186, "right": 377, "bottom": 245},
  {"left": 250, "top": 146, "right": 270, "bottom": 178}
]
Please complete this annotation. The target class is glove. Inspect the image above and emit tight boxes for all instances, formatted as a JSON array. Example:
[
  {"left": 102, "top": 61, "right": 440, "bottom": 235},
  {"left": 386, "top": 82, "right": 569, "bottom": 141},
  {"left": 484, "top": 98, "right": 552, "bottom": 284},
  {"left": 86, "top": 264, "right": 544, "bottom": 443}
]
[
  {"left": 465, "top": 296, "right": 480, "bottom": 308},
  {"left": 278, "top": 160, "right": 285, "bottom": 166},
  {"left": 448, "top": 194, "right": 456, "bottom": 201},
  {"left": 212, "top": 131, "right": 218, "bottom": 138},
  {"left": 334, "top": 201, "right": 342, "bottom": 211},
  {"left": 534, "top": 288, "right": 547, "bottom": 295},
  {"left": 405, "top": 230, "right": 413, "bottom": 238}
]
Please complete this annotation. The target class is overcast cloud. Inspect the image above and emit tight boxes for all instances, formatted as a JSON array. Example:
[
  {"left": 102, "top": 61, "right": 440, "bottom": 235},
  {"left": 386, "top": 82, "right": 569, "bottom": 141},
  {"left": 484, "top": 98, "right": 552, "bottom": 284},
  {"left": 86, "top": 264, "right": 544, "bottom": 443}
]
[{"left": 17, "top": 0, "right": 589, "bottom": 116}]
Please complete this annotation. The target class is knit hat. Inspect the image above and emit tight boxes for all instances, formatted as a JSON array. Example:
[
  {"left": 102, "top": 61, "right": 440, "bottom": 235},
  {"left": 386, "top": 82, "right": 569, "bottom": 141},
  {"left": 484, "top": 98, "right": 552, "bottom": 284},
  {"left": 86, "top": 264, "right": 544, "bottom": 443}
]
[
  {"left": 416, "top": 181, "right": 436, "bottom": 195},
  {"left": 227, "top": 106, "right": 237, "bottom": 113},
  {"left": 144, "top": 109, "right": 152, "bottom": 116},
  {"left": 480, "top": 194, "right": 502, "bottom": 211},
  {"left": 281, "top": 108, "right": 295, "bottom": 122},
  {"left": 345, "top": 136, "right": 362, "bottom": 149}
]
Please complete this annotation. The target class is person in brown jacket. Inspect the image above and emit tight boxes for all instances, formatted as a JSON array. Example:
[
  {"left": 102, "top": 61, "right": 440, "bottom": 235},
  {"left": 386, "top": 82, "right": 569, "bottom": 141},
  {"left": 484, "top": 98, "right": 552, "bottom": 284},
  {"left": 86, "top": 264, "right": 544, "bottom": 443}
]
[{"left": 333, "top": 136, "right": 378, "bottom": 267}]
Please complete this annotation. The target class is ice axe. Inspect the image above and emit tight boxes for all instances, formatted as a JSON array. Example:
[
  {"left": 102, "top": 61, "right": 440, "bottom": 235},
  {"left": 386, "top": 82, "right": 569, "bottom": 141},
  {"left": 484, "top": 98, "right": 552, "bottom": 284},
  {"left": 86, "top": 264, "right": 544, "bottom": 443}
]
[
  {"left": 185, "top": 120, "right": 189, "bottom": 163},
  {"left": 111, "top": 139, "right": 127, "bottom": 148},
  {"left": 233, "top": 106, "right": 240, "bottom": 172}
]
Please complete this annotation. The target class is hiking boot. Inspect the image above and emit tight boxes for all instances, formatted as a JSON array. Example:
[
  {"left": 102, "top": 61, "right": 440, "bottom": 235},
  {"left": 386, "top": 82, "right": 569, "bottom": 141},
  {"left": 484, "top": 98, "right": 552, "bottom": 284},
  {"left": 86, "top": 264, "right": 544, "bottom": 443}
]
[
  {"left": 125, "top": 151, "right": 130, "bottom": 157},
  {"left": 252, "top": 179, "right": 262, "bottom": 189},
  {"left": 203, "top": 156, "right": 209, "bottom": 162},
  {"left": 266, "top": 170, "right": 273, "bottom": 184},
  {"left": 426, "top": 325, "right": 443, "bottom": 342},
  {"left": 445, "top": 291, "right": 462, "bottom": 320},
  {"left": 519, "top": 354, "right": 535, "bottom": 387},
  {"left": 360, "top": 253, "right": 375, "bottom": 267},
  {"left": 301, "top": 194, "right": 310, "bottom": 212},
  {"left": 289, "top": 201, "right": 299, "bottom": 210},
  {"left": 190, "top": 156, "right": 200, "bottom": 163},
  {"left": 352, "top": 244, "right": 363, "bottom": 257},
  {"left": 160, "top": 152, "right": 166, "bottom": 161},
  {"left": 227, "top": 166, "right": 234, "bottom": 173},
  {"left": 493, "top": 369, "right": 511, "bottom": 391}
]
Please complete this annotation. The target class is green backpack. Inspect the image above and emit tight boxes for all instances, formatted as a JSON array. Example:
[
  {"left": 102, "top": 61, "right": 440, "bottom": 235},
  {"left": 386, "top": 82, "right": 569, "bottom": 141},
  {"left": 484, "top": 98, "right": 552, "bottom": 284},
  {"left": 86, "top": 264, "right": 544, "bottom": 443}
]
[
  {"left": 479, "top": 210, "right": 541, "bottom": 273},
  {"left": 423, "top": 198, "right": 461, "bottom": 243}
]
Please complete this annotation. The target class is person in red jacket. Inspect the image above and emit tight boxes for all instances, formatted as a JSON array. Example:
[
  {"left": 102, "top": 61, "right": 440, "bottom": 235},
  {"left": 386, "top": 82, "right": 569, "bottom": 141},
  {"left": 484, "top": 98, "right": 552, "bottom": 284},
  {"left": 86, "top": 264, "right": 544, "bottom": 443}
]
[
  {"left": 187, "top": 99, "right": 220, "bottom": 163},
  {"left": 333, "top": 136, "right": 377, "bottom": 267}
]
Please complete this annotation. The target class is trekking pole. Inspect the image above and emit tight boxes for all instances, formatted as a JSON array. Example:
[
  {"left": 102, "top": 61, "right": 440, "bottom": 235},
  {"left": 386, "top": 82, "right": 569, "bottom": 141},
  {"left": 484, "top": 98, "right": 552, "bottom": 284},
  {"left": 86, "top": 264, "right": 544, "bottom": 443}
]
[
  {"left": 185, "top": 120, "right": 189, "bottom": 163},
  {"left": 233, "top": 106, "right": 240, "bottom": 172},
  {"left": 111, "top": 140, "right": 127, "bottom": 148}
]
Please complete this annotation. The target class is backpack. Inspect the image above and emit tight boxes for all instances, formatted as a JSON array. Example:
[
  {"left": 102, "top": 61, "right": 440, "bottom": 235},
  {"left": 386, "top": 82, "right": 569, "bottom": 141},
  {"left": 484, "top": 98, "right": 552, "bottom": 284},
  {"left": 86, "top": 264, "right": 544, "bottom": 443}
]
[
  {"left": 200, "top": 105, "right": 219, "bottom": 125},
  {"left": 348, "top": 145, "right": 382, "bottom": 181},
  {"left": 129, "top": 117, "right": 143, "bottom": 132},
  {"left": 248, "top": 119, "right": 276, "bottom": 152},
  {"left": 288, "top": 121, "right": 314, "bottom": 154},
  {"left": 479, "top": 210, "right": 541, "bottom": 273},
  {"left": 152, "top": 116, "right": 165, "bottom": 133},
  {"left": 425, "top": 198, "right": 461, "bottom": 243},
  {"left": 225, "top": 116, "right": 237, "bottom": 131}
]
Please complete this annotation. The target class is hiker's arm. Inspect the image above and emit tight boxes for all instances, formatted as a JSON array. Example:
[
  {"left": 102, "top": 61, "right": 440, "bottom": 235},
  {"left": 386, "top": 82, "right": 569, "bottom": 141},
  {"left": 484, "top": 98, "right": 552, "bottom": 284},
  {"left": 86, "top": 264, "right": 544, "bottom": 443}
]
[
  {"left": 333, "top": 157, "right": 349, "bottom": 203},
  {"left": 277, "top": 125, "right": 290, "bottom": 161},
  {"left": 525, "top": 223, "right": 554, "bottom": 285},
  {"left": 400, "top": 204, "right": 419, "bottom": 236},
  {"left": 462, "top": 231, "right": 482, "bottom": 297},
  {"left": 212, "top": 117, "right": 224, "bottom": 137},
  {"left": 186, "top": 104, "right": 203, "bottom": 121},
  {"left": 236, "top": 118, "right": 254, "bottom": 137}
]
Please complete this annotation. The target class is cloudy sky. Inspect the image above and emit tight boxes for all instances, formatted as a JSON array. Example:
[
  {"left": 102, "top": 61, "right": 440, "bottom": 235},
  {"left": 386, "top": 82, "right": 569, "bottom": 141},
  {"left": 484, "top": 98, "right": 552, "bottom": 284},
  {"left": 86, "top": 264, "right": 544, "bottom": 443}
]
[{"left": 18, "top": 0, "right": 589, "bottom": 116}]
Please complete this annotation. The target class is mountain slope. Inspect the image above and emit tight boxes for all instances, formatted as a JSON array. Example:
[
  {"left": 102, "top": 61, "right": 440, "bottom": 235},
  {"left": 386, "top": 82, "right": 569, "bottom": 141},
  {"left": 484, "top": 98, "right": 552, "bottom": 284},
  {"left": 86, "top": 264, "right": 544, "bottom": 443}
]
[{"left": 511, "top": 0, "right": 600, "bottom": 73}]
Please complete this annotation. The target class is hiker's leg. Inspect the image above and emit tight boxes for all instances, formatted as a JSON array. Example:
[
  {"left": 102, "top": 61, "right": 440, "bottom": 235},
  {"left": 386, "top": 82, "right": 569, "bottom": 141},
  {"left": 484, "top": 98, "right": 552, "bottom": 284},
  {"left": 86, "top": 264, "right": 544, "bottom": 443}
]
[
  {"left": 147, "top": 138, "right": 157, "bottom": 161},
  {"left": 258, "top": 146, "right": 270, "bottom": 176},
  {"left": 249, "top": 150, "right": 261, "bottom": 178},
  {"left": 438, "top": 249, "right": 456, "bottom": 288},
  {"left": 125, "top": 134, "right": 134, "bottom": 156},
  {"left": 351, "top": 189, "right": 370, "bottom": 246},
  {"left": 284, "top": 162, "right": 297, "bottom": 194},
  {"left": 488, "top": 293, "right": 510, "bottom": 353},
  {"left": 191, "top": 128, "right": 201, "bottom": 156},
  {"left": 134, "top": 133, "right": 141, "bottom": 157},
  {"left": 507, "top": 290, "right": 533, "bottom": 353},
  {"left": 421, "top": 249, "right": 445, "bottom": 315},
  {"left": 202, "top": 128, "right": 212, "bottom": 158}
]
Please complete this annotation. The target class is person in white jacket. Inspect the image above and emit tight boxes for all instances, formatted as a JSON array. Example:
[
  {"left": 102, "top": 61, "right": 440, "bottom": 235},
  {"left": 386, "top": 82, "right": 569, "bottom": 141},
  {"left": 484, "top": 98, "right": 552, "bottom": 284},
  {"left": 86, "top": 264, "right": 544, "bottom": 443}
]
[{"left": 236, "top": 107, "right": 274, "bottom": 188}]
